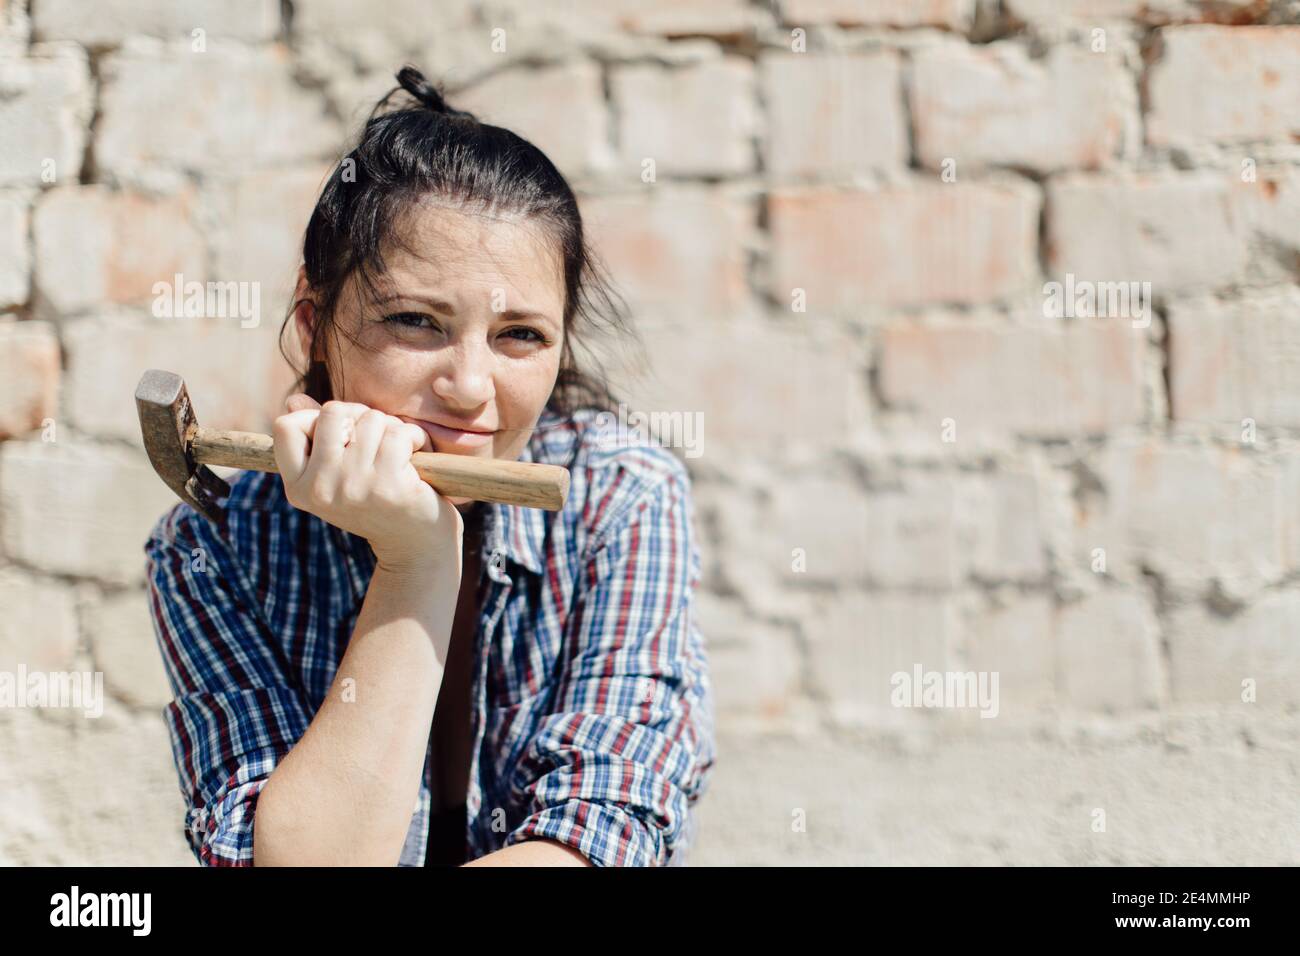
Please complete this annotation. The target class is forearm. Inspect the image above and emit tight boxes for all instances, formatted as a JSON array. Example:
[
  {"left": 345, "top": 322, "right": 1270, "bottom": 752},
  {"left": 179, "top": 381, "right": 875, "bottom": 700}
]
[
  {"left": 463, "top": 838, "right": 592, "bottom": 867},
  {"left": 254, "top": 561, "right": 460, "bottom": 865}
]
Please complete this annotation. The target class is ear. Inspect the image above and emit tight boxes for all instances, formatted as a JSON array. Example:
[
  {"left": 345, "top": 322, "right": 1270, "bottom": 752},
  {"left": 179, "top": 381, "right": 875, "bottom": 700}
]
[{"left": 292, "top": 265, "right": 319, "bottom": 359}]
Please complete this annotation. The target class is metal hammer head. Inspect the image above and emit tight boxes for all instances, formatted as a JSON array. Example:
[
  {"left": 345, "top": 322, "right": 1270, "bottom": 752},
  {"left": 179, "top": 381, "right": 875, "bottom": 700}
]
[{"left": 135, "top": 369, "right": 231, "bottom": 524}]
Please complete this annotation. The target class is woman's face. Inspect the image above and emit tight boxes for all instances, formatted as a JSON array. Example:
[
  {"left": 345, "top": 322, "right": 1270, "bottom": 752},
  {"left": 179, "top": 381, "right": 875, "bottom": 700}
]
[{"left": 298, "top": 203, "right": 565, "bottom": 508}]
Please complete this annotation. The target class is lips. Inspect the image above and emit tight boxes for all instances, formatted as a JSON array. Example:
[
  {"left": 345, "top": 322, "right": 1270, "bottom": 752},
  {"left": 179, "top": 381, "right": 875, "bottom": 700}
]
[
  {"left": 401, "top": 416, "right": 497, "bottom": 450},
  {"left": 428, "top": 418, "right": 494, "bottom": 434}
]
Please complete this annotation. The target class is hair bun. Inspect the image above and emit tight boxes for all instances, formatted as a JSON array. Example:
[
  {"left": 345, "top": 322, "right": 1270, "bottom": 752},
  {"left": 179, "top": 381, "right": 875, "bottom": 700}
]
[{"left": 396, "top": 65, "right": 456, "bottom": 115}]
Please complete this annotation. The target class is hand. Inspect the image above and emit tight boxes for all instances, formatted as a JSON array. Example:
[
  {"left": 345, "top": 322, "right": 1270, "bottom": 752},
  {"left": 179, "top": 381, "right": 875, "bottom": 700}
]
[{"left": 272, "top": 394, "right": 464, "bottom": 575}]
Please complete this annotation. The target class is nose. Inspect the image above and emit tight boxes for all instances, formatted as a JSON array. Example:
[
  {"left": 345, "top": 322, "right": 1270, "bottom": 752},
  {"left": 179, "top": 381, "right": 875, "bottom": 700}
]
[{"left": 431, "top": 334, "right": 495, "bottom": 409}]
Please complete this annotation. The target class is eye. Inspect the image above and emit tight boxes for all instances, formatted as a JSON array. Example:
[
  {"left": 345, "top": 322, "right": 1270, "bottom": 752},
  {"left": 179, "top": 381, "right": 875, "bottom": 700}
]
[
  {"left": 502, "top": 326, "right": 549, "bottom": 345},
  {"left": 382, "top": 311, "right": 438, "bottom": 331}
]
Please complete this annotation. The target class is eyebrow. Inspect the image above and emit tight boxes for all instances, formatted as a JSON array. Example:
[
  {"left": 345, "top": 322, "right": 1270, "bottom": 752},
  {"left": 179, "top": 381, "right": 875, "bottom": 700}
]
[{"left": 374, "top": 292, "right": 558, "bottom": 329}]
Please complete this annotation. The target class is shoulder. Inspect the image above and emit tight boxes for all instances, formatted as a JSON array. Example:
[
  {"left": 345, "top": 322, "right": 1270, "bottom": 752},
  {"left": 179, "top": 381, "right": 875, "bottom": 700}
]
[
  {"left": 144, "top": 468, "right": 298, "bottom": 562},
  {"left": 531, "top": 406, "right": 695, "bottom": 554}
]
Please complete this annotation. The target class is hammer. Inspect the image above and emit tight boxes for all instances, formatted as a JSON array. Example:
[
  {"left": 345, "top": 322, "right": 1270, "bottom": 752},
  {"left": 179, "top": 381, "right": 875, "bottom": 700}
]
[{"left": 135, "top": 369, "right": 569, "bottom": 524}]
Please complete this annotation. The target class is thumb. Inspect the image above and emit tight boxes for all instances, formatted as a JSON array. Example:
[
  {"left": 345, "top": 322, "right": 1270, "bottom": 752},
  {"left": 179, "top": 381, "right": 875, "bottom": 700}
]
[
  {"left": 285, "top": 392, "right": 322, "bottom": 413},
  {"left": 404, "top": 423, "right": 433, "bottom": 453}
]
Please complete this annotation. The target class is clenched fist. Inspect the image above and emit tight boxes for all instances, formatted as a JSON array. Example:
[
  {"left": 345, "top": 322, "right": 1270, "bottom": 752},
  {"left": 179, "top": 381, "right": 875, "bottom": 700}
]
[{"left": 272, "top": 394, "right": 464, "bottom": 575}]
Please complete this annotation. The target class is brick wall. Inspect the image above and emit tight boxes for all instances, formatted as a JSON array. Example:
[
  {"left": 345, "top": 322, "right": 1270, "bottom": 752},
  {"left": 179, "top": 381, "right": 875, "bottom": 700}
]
[{"left": 1, "top": 0, "right": 1298, "bottom": 864}]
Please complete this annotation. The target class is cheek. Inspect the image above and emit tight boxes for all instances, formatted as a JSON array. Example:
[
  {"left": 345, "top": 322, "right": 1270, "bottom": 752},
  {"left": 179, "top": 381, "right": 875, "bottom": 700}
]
[
  {"left": 335, "top": 345, "right": 430, "bottom": 403},
  {"left": 498, "top": 354, "right": 560, "bottom": 415}
]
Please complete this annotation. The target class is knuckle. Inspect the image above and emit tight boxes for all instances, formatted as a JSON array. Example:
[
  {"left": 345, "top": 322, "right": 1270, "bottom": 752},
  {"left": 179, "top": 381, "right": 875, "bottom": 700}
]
[
  {"left": 321, "top": 400, "right": 358, "bottom": 419},
  {"left": 339, "top": 475, "right": 369, "bottom": 503},
  {"left": 308, "top": 474, "right": 334, "bottom": 504}
]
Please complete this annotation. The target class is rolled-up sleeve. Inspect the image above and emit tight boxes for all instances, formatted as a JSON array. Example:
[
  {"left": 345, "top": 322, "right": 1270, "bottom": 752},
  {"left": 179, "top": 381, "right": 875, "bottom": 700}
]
[
  {"left": 504, "top": 465, "right": 717, "bottom": 866},
  {"left": 144, "top": 507, "right": 313, "bottom": 867}
]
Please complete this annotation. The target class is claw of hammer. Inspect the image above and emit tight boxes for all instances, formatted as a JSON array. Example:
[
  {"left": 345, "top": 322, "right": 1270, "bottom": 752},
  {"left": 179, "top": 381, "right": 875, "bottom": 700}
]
[{"left": 136, "top": 369, "right": 231, "bottom": 524}]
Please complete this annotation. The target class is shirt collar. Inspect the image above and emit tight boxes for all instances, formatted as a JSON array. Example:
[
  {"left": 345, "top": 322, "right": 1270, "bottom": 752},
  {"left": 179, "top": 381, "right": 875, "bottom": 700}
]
[{"left": 480, "top": 433, "right": 549, "bottom": 577}]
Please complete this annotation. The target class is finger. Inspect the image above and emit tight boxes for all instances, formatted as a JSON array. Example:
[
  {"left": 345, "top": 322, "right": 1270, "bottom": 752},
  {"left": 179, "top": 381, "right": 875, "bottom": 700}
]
[
  {"left": 284, "top": 392, "right": 322, "bottom": 413},
  {"left": 272, "top": 409, "right": 321, "bottom": 484},
  {"left": 374, "top": 420, "right": 430, "bottom": 478},
  {"left": 301, "top": 402, "right": 363, "bottom": 485},
  {"left": 346, "top": 409, "right": 390, "bottom": 470},
  {"left": 407, "top": 422, "right": 432, "bottom": 453}
]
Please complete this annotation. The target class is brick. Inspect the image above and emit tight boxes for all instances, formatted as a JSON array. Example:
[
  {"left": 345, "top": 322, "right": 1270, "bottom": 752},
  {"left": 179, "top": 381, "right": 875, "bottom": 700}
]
[
  {"left": 0, "top": 43, "right": 91, "bottom": 187},
  {"left": 962, "top": 594, "right": 1055, "bottom": 718},
  {"left": 575, "top": 0, "right": 757, "bottom": 36},
  {"left": 858, "top": 473, "right": 962, "bottom": 589},
  {"left": 0, "top": 191, "right": 29, "bottom": 308},
  {"left": 32, "top": 0, "right": 279, "bottom": 46},
  {"left": 910, "top": 43, "right": 1134, "bottom": 174},
  {"left": 291, "top": 0, "right": 479, "bottom": 85},
  {"left": 805, "top": 591, "right": 962, "bottom": 728},
  {"left": 612, "top": 58, "right": 757, "bottom": 177},
  {"left": 0, "top": 0, "right": 24, "bottom": 43},
  {"left": 1235, "top": 167, "right": 1300, "bottom": 277},
  {"left": 580, "top": 189, "right": 750, "bottom": 315},
  {"left": 878, "top": 320, "right": 1145, "bottom": 439},
  {"left": 454, "top": 61, "right": 610, "bottom": 179},
  {"left": 32, "top": 186, "right": 205, "bottom": 315},
  {"left": 962, "top": 469, "right": 1050, "bottom": 582},
  {"left": 64, "top": 315, "right": 295, "bottom": 444},
  {"left": 0, "top": 439, "right": 177, "bottom": 584},
  {"left": 780, "top": 0, "right": 974, "bottom": 29},
  {"left": 1077, "top": 440, "right": 1292, "bottom": 586},
  {"left": 0, "top": 567, "right": 78, "bottom": 672},
  {"left": 293, "top": 0, "right": 472, "bottom": 38},
  {"left": 1285, "top": 454, "right": 1300, "bottom": 575},
  {"left": 760, "top": 51, "right": 906, "bottom": 178},
  {"left": 1167, "top": 593, "right": 1300, "bottom": 709},
  {"left": 1008, "top": 0, "right": 1270, "bottom": 27},
  {"left": 1057, "top": 590, "right": 1163, "bottom": 712},
  {"left": 762, "top": 469, "right": 1045, "bottom": 590},
  {"left": 616, "top": 316, "right": 868, "bottom": 453},
  {"left": 1169, "top": 290, "right": 1300, "bottom": 428},
  {"left": 770, "top": 182, "right": 1039, "bottom": 309},
  {"left": 1005, "top": 0, "right": 1172, "bottom": 25},
  {"left": 97, "top": 39, "right": 341, "bottom": 179},
  {"left": 1046, "top": 173, "right": 1247, "bottom": 294},
  {"left": 1147, "top": 26, "right": 1300, "bottom": 147},
  {"left": 0, "top": 702, "right": 194, "bottom": 864},
  {"left": 765, "top": 474, "right": 872, "bottom": 584},
  {"left": 88, "top": 589, "right": 173, "bottom": 709},
  {"left": 693, "top": 484, "right": 802, "bottom": 620},
  {"left": 696, "top": 591, "right": 803, "bottom": 729},
  {"left": 207, "top": 166, "right": 328, "bottom": 324},
  {"left": 0, "top": 320, "right": 59, "bottom": 439},
  {"left": 694, "top": 730, "right": 1300, "bottom": 865}
]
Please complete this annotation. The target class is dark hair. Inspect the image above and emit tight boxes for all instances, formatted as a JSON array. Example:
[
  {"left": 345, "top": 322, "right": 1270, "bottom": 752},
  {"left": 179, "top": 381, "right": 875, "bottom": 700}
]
[{"left": 277, "top": 64, "right": 639, "bottom": 435}]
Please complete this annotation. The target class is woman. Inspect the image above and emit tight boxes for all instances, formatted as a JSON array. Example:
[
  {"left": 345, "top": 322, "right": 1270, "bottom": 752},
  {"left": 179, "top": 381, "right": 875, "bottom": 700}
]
[{"left": 144, "top": 66, "right": 716, "bottom": 867}]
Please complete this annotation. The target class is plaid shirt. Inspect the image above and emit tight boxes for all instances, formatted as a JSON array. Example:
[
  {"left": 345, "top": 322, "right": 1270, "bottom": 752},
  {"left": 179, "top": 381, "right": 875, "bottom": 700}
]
[{"left": 143, "top": 406, "right": 716, "bottom": 867}]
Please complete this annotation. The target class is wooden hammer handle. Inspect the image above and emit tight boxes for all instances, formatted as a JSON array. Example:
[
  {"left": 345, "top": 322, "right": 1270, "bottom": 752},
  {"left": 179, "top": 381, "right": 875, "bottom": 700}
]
[{"left": 190, "top": 427, "right": 569, "bottom": 511}]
